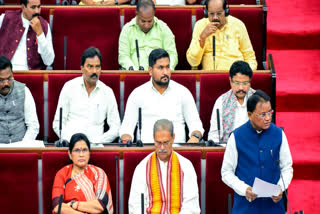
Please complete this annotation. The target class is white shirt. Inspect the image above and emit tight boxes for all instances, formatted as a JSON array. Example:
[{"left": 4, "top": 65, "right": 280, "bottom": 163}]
[
  {"left": 120, "top": 79, "right": 204, "bottom": 143},
  {"left": 0, "top": 13, "right": 54, "bottom": 70},
  {"left": 208, "top": 94, "right": 249, "bottom": 142},
  {"left": 156, "top": 0, "right": 186, "bottom": 5},
  {"left": 23, "top": 86, "right": 40, "bottom": 141},
  {"left": 53, "top": 77, "right": 121, "bottom": 145},
  {"left": 129, "top": 152, "right": 200, "bottom": 214},
  {"left": 221, "top": 130, "right": 293, "bottom": 196}
]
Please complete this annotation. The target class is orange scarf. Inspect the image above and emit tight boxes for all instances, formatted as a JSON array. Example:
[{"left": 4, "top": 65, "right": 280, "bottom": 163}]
[{"left": 146, "top": 152, "right": 183, "bottom": 214}]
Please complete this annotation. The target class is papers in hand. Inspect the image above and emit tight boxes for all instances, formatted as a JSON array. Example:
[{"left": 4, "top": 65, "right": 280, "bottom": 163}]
[{"left": 252, "top": 177, "right": 281, "bottom": 198}]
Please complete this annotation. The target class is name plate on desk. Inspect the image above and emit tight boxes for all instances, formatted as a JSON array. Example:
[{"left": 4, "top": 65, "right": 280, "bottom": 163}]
[{"left": 0, "top": 140, "right": 45, "bottom": 148}]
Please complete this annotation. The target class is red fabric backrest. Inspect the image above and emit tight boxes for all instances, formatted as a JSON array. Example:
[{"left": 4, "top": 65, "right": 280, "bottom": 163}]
[
  {"left": 0, "top": 153, "right": 38, "bottom": 214},
  {"left": 123, "top": 75, "right": 196, "bottom": 109},
  {"left": 196, "top": 8, "right": 264, "bottom": 69},
  {"left": 99, "top": 74, "right": 121, "bottom": 112},
  {"left": 123, "top": 8, "right": 192, "bottom": 70},
  {"left": 123, "top": 151, "right": 202, "bottom": 214},
  {"left": 47, "top": 74, "right": 81, "bottom": 141},
  {"left": 123, "top": 151, "right": 150, "bottom": 214},
  {"left": 206, "top": 152, "right": 234, "bottom": 213},
  {"left": 42, "top": 152, "right": 120, "bottom": 214},
  {"left": 52, "top": 8, "right": 121, "bottom": 70},
  {"left": 200, "top": 74, "right": 230, "bottom": 140},
  {"left": 193, "top": 0, "right": 257, "bottom": 4},
  {"left": 0, "top": 7, "right": 50, "bottom": 22},
  {"left": 200, "top": 73, "right": 272, "bottom": 140},
  {"left": 14, "top": 74, "right": 44, "bottom": 140}
]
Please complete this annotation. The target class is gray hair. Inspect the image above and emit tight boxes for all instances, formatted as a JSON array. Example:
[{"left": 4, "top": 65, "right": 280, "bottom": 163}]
[{"left": 153, "top": 119, "right": 174, "bottom": 137}]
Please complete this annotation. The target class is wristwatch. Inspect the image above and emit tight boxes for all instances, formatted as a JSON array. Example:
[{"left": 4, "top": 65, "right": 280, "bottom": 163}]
[
  {"left": 114, "top": 0, "right": 118, "bottom": 4},
  {"left": 192, "top": 133, "right": 201, "bottom": 140},
  {"left": 70, "top": 200, "right": 76, "bottom": 208}
]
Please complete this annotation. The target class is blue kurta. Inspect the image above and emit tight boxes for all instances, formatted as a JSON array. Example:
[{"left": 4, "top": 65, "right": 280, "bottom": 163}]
[{"left": 232, "top": 120, "right": 285, "bottom": 214}]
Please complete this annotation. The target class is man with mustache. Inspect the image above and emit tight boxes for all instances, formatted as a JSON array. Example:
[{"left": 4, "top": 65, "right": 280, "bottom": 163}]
[
  {"left": 119, "top": 0, "right": 178, "bottom": 71},
  {"left": 221, "top": 90, "right": 293, "bottom": 214},
  {"left": 186, "top": 0, "right": 257, "bottom": 70},
  {"left": 129, "top": 119, "right": 200, "bottom": 213},
  {"left": 0, "top": 0, "right": 54, "bottom": 70},
  {"left": 53, "top": 47, "right": 120, "bottom": 146},
  {"left": 208, "top": 61, "right": 254, "bottom": 143},
  {"left": 0, "top": 56, "right": 39, "bottom": 144},
  {"left": 120, "top": 48, "right": 203, "bottom": 143}
]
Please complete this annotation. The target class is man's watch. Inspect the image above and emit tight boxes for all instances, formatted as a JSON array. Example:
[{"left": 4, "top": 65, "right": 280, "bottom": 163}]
[
  {"left": 192, "top": 133, "right": 201, "bottom": 140},
  {"left": 114, "top": 0, "right": 118, "bottom": 4}
]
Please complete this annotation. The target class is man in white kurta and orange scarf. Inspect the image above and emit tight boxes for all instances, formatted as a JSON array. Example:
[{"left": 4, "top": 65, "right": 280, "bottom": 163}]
[{"left": 129, "top": 119, "right": 201, "bottom": 214}]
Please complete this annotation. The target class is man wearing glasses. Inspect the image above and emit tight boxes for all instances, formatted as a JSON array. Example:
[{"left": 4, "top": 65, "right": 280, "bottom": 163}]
[
  {"left": 53, "top": 47, "right": 120, "bottom": 146},
  {"left": 129, "top": 119, "right": 200, "bottom": 214},
  {"left": 186, "top": 0, "right": 257, "bottom": 70},
  {"left": 208, "top": 61, "right": 254, "bottom": 143},
  {"left": 0, "top": 55, "right": 39, "bottom": 144},
  {"left": 221, "top": 90, "right": 293, "bottom": 214}
]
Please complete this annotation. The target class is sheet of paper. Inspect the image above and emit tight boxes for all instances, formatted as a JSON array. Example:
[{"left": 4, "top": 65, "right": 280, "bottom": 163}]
[
  {"left": 252, "top": 177, "right": 281, "bottom": 198},
  {"left": 0, "top": 140, "right": 45, "bottom": 148}
]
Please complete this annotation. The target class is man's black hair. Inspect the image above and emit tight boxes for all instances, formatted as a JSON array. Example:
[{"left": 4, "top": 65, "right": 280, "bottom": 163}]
[
  {"left": 247, "top": 90, "right": 271, "bottom": 113},
  {"left": 0, "top": 56, "right": 12, "bottom": 71},
  {"left": 229, "top": 61, "right": 253, "bottom": 79},
  {"left": 148, "top": 49, "right": 170, "bottom": 68},
  {"left": 136, "top": 0, "right": 155, "bottom": 13},
  {"left": 80, "top": 47, "right": 102, "bottom": 67}
]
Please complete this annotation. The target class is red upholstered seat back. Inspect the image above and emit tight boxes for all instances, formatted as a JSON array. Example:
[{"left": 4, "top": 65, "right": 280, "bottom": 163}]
[
  {"left": 206, "top": 152, "right": 234, "bottom": 213},
  {"left": 52, "top": 8, "right": 121, "bottom": 70},
  {"left": 123, "top": 151, "right": 201, "bottom": 214},
  {"left": 0, "top": 153, "right": 38, "bottom": 214},
  {"left": 196, "top": 8, "right": 264, "bottom": 69},
  {"left": 123, "top": 8, "right": 192, "bottom": 70},
  {"left": 200, "top": 73, "right": 272, "bottom": 140},
  {"left": 42, "top": 152, "right": 120, "bottom": 214},
  {"left": 14, "top": 74, "right": 44, "bottom": 140},
  {"left": 47, "top": 74, "right": 121, "bottom": 142},
  {"left": 193, "top": 0, "right": 257, "bottom": 4},
  {"left": 0, "top": 7, "right": 50, "bottom": 22}
]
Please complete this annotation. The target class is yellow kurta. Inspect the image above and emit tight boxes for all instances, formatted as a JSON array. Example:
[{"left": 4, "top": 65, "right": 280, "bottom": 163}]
[{"left": 186, "top": 15, "right": 257, "bottom": 71}]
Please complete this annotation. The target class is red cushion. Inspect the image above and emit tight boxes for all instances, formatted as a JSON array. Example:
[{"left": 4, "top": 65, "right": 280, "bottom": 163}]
[
  {"left": 52, "top": 8, "right": 121, "bottom": 70},
  {"left": 123, "top": 75, "right": 150, "bottom": 109},
  {"left": 206, "top": 152, "right": 234, "bottom": 214},
  {"left": 0, "top": 153, "right": 38, "bottom": 214},
  {"left": 123, "top": 9, "right": 192, "bottom": 70},
  {"left": 200, "top": 73, "right": 272, "bottom": 140},
  {"left": 14, "top": 74, "right": 44, "bottom": 140},
  {"left": 123, "top": 151, "right": 150, "bottom": 214},
  {"left": 47, "top": 74, "right": 81, "bottom": 142},
  {"left": 99, "top": 74, "right": 121, "bottom": 112},
  {"left": 171, "top": 75, "right": 196, "bottom": 101},
  {"left": 196, "top": 8, "right": 264, "bottom": 69},
  {"left": 42, "top": 152, "right": 120, "bottom": 214},
  {"left": 193, "top": 0, "right": 257, "bottom": 4},
  {"left": 0, "top": 7, "right": 50, "bottom": 23}
]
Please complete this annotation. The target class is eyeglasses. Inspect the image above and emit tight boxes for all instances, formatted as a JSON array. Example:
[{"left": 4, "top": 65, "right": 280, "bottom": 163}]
[
  {"left": 255, "top": 110, "right": 274, "bottom": 119},
  {"left": 72, "top": 148, "right": 89, "bottom": 154},
  {"left": 155, "top": 142, "right": 170, "bottom": 147},
  {"left": 0, "top": 77, "right": 14, "bottom": 85},
  {"left": 231, "top": 81, "right": 250, "bottom": 86}
]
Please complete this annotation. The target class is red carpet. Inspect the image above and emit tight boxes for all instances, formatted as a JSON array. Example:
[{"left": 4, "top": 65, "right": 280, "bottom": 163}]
[{"left": 266, "top": 0, "right": 320, "bottom": 212}]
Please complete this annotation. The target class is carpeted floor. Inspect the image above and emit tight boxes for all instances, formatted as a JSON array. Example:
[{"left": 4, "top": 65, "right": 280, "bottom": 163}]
[{"left": 266, "top": 0, "right": 320, "bottom": 212}]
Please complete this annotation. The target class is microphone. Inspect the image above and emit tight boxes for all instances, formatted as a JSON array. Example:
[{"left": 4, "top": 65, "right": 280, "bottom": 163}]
[
  {"left": 212, "top": 35, "right": 216, "bottom": 70},
  {"left": 64, "top": 36, "right": 67, "bottom": 70},
  {"left": 136, "top": 107, "right": 144, "bottom": 147},
  {"left": 0, "top": 0, "right": 4, "bottom": 5},
  {"left": 55, "top": 108, "right": 69, "bottom": 147},
  {"left": 57, "top": 194, "right": 63, "bottom": 214},
  {"left": 141, "top": 193, "right": 144, "bottom": 214},
  {"left": 135, "top": 40, "right": 144, "bottom": 71},
  {"left": 115, "top": 156, "right": 119, "bottom": 214},
  {"left": 216, "top": 108, "right": 221, "bottom": 144},
  {"left": 228, "top": 193, "right": 232, "bottom": 214},
  {"left": 270, "top": 150, "right": 292, "bottom": 214}
]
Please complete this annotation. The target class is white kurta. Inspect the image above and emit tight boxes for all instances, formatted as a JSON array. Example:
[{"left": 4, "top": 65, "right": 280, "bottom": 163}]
[{"left": 129, "top": 152, "right": 200, "bottom": 214}]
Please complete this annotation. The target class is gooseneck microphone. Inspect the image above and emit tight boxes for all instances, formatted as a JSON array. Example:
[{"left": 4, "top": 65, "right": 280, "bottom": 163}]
[
  {"left": 270, "top": 150, "right": 292, "bottom": 214},
  {"left": 212, "top": 35, "right": 216, "bottom": 70},
  {"left": 141, "top": 193, "right": 144, "bottom": 214},
  {"left": 59, "top": 107, "right": 63, "bottom": 145},
  {"left": 57, "top": 194, "right": 63, "bottom": 214},
  {"left": 135, "top": 40, "right": 144, "bottom": 71},
  {"left": 136, "top": 107, "right": 144, "bottom": 147},
  {"left": 115, "top": 156, "right": 119, "bottom": 214},
  {"left": 216, "top": 108, "right": 221, "bottom": 144}
]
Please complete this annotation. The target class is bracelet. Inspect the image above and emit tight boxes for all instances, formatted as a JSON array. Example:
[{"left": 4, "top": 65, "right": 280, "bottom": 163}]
[
  {"left": 70, "top": 200, "right": 75, "bottom": 208},
  {"left": 76, "top": 201, "right": 79, "bottom": 210}
]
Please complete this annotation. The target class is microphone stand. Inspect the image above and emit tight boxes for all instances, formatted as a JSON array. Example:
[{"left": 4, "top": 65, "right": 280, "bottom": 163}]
[
  {"left": 212, "top": 35, "right": 216, "bottom": 70},
  {"left": 135, "top": 39, "right": 144, "bottom": 71},
  {"left": 136, "top": 107, "right": 144, "bottom": 147}
]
